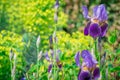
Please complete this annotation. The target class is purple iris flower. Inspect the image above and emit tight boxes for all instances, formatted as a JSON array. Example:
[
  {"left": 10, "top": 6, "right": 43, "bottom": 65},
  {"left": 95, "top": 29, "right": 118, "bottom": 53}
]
[
  {"left": 45, "top": 49, "right": 62, "bottom": 73},
  {"left": 75, "top": 50, "right": 100, "bottom": 80},
  {"left": 82, "top": 4, "right": 108, "bottom": 38},
  {"left": 54, "top": 0, "right": 59, "bottom": 9}
]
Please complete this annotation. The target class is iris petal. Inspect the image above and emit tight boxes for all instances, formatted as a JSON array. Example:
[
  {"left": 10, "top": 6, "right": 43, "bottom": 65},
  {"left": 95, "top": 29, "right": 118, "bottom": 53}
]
[
  {"left": 84, "top": 57, "right": 93, "bottom": 68},
  {"left": 81, "top": 50, "right": 92, "bottom": 59},
  {"left": 78, "top": 71, "right": 91, "bottom": 80},
  {"left": 48, "top": 64, "right": 52, "bottom": 73},
  {"left": 45, "top": 52, "right": 50, "bottom": 61},
  {"left": 89, "top": 23, "right": 101, "bottom": 38},
  {"left": 81, "top": 50, "right": 97, "bottom": 68},
  {"left": 96, "top": 4, "right": 108, "bottom": 21},
  {"left": 84, "top": 22, "right": 91, "bottom": 35},
  {"left": 93, "top": 6, "right": 98, "bottom": 17},
  {"left": 93, "top": 67, "right": 100, "bottom": 79},
  {"left": 82, "top": 6, "right": 90, "bottom": 19},
  {"left": 84, "top": 56, "right": 97, "bottom": 68},
  {"left": 75, "top": 52, "right": 81, "bottom": 67},
  {"left": 54, "top": 0, "right": 59, "bottom": 9},
  {"left": 100, "top": 23, "right": 108, "bottom": 37}
]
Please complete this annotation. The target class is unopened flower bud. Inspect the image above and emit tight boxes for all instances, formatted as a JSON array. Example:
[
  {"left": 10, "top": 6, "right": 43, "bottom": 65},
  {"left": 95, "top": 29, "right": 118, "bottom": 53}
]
[
  {"left": 38, "top": 51, "right": 42, "bottom": 61},
  {"left": 36, "top": 35, "right": 40, "bottom": 48}
]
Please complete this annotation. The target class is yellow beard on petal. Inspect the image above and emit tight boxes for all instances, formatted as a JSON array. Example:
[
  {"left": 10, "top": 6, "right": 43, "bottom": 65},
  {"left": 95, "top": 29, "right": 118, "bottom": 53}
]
[
  {"left": 83, "top": 66, "right": 89, "bottom": 71},
  {"left": 99, "top": 21, "right": 107, "bottom": 27},
  {"left": 91, "top": 18, "right": 99, "bottom": 23}
]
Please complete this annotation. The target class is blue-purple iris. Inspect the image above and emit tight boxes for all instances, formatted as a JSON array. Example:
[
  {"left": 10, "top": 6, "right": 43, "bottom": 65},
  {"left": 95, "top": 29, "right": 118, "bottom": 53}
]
[
  {"left": 75, "top": 50, "right": 100, "bottom": 80},
  {"left": 82, "top": 4, "right": 108, "bottom": 38},
  {"left": 45, "top": 50, "right": 62, "bottom": 73}
]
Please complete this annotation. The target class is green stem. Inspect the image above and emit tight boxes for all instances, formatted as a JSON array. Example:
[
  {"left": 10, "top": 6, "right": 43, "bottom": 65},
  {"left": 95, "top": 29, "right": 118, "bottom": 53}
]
[
  {"left": 10, "top": 60, "right": 13, "bottom": 80},
  {"left": 53, "top": 21, "right": 57, "bottom": 80},
  {"left": 94, "top": 39, "right": 100, "bottom": 66},
  {"left": 37, "top": 47, "right": 39, "bottom": 79}
]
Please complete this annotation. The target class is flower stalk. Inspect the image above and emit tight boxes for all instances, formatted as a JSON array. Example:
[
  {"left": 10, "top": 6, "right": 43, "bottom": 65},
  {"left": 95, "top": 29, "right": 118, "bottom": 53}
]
[
  {"left": 36, "top": 35, "right": 41, "bottom": 79},
  {"left": 53, "top": 0, "right": 59, "bottom": 79},
  {"left": 9, "top": 49, "right": 16, "bottom": 80}
]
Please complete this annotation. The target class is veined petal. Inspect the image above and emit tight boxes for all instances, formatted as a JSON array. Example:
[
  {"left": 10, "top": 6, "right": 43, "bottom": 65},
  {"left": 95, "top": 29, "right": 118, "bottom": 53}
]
[
  {"left": 84, "top": 57, "right": 93, "bottom": 68},
  {"left": 75, "top": 52, "right": 81, "bottom": 67},
  {"left": 81, "top": 50, "right": 92, "bottom": 59},
  {"left": 81, "top": 50, "right": 97, "bottom": 68},
  {"left": 84, "top": 56, "right": 97, "bottom": 68},
  {"left": 100, "top": 23, "right": 108, "bottom": 37},
  {"left": 78, "top": 70, "right": 91, "bottom": 80},
  {"left": 93, "top": 67, "right": 100, "bottom": 79},
  {"left": 89, "top": 23, "right": 101, "bottom": 38},
  {"left": 93, "top": 6, "right": 98, "bottom": 17},
  {"left": 82, "top": 6, "right": 90, "bottom": 19},
  {"left": 96, "top": 4, "right": 108, "bottom": 22},
  {"left": 84, "top": 22, "right": 91, "bottom": 35}
]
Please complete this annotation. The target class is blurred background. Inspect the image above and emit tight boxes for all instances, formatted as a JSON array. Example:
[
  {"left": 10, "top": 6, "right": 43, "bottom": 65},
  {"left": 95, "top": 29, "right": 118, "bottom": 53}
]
[{"left": 0, "top": 0, "right": 120, "bottom": 80}]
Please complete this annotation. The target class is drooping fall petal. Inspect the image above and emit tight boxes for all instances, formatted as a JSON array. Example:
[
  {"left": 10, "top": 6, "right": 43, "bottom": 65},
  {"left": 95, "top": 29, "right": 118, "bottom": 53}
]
[
  {"left": 93, "top": 67, "right": 100, "bottom": 79},
  {"left": 78, "top": 70, "right": 91, "bottom": 80},
  {"left": 89, "top": 23, "right": 101, "bottom": 38},
  {"left": 100, "top": 23, "right": 108, "bottom": 37}
]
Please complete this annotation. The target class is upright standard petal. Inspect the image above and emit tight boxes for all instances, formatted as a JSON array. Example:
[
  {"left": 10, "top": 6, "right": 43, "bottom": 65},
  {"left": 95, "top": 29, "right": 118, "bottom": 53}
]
[
  {"left": 83, "top": 56, "right": 97, "bottom": 68},
  {"left": 82, "top": 6, "right": 90, "bottom": 19},
  {"left": 84, "top": 22, "right": 91, "bottom": 35},
  {"left": 93, "top": 67, "right": 100, "bottom": 79},
  {"left": 81, "top": 50, "right": 92, "bottom": 59},
  {"left": 96, "top": 4, "right": 108, "bottom": 22},
  {"left": 81, "top": 50, "right": 97, "bottom": 68},
  {"left": 78, "top": 71, "right": 91, "bottom": 80},
  {"left": 89, "top": 23, "right": 101, "bottom": 38},
  {"left": 75, "top": 52, "right": 81, "bottom": 67},
  {"left": 93, "top": 6, "right": 98, "bottom": 17},
  {"left": 100, "top": 23, "right": 108, "bottom": 37}
]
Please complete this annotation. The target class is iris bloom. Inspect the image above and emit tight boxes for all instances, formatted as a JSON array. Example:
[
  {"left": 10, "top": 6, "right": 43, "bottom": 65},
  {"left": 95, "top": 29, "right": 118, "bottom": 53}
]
[
  {"left": 45, "top": 50, "right": 62, "bottom": 73},
  {"left": 82, "top": 4, "right": 108, "bottom": 38},
  {"left": 75, "top": 50, "right": 100, "bottom": 80}
]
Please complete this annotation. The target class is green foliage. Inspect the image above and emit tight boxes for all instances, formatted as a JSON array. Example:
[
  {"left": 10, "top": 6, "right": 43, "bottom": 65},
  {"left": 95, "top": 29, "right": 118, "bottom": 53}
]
[
  {"left": 57, "top": 31, "right": 93, "bottom": 59},
  {"left": 0, "top": 30, "right": 24, "bottom": 79},
  {"left": 0, "top": 0, "right": 120, "bottom": 80},
  {"left": 108, "top": 30, "right": 117, "bottom": 44},
  {"left": 0, "top": 51, "right": 11, "bottom": 80},
  {"left": 0, "top": 0, "right": 68, "bottom": 50}
]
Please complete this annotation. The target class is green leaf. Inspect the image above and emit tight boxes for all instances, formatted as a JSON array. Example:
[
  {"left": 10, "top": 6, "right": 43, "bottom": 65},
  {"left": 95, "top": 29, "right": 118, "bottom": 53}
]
[
  {"left": 108, "top": 35, "right": 117, "bottom": 44},
  {"left": 116, "top": 49, "right": 120, "bottom": 54},
  {"left": 110, "top": 66, "right": 120, "bottom": 72}
]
